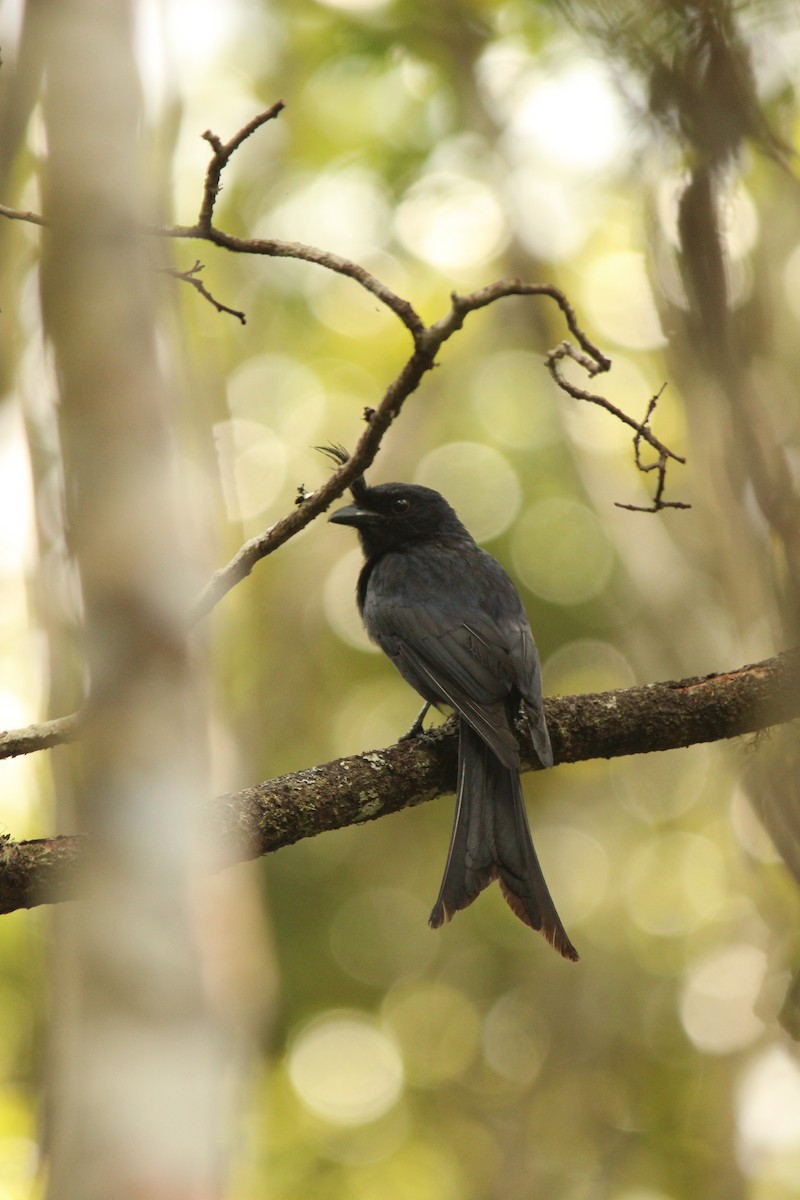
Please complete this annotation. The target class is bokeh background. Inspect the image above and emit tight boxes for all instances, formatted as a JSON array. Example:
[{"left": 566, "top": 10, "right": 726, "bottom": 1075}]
[{"left": 2, "top": 0, "right": 800, "bottom": 1196}]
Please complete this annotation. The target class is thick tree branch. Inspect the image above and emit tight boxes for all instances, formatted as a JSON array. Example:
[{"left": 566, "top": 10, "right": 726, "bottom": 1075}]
[{"left": 2, "top": 650, "right": 797, "bottom": 914}]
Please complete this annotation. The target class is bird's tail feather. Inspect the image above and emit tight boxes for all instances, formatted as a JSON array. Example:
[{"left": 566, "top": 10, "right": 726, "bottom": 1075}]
[{"left": 429, "top": 719, "right": 578, "bottom": 962}]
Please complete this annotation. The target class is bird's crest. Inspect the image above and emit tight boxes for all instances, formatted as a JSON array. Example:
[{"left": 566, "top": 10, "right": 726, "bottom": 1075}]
[{"left": 317, "top": 442, "right": 368, "bottom": 503}]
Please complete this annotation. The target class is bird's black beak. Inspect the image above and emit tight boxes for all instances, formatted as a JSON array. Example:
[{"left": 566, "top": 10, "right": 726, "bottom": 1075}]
[{"left": 328, "top": 503, "right": 373, "bottom": 527}]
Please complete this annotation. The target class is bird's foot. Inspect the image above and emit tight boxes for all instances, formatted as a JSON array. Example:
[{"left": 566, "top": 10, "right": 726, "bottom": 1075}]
[{"left": 399, "top": 702, "right": 431, "bottom": 742}]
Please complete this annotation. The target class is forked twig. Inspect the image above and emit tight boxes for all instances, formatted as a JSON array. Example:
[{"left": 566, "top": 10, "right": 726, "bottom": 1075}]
[
  {"left": 159, "top": 260, "right": 246, "bottom": 324},
  {"left": 0, "top": 103, "right": 689, "bottom": 621}
]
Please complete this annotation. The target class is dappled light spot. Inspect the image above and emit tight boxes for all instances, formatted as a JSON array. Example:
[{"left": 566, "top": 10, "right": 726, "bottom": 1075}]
[
  {"left": 395, "top": 172, "right": 509, "bottom": 270},
  {"left": 490, "top": 53, "right": 629, "bottom": 174},
  {"left": 611, "top": 744, "right": 710, "bottom": 825},
  {"left": 737, "top": 1045, "right": 800, "bottom": 1175},
  {"left": 329, "top": 678, "right": 424, "bottom": 759},
  {"left": 510, "top": 498, "right": 614, "bottom": 605},
  {"left": 226, "top": 354, "right": 326, "bottom": 441},
  {"left": 382, "top": 981, "right": 480, "bottom": 1088},
  {"left": 313, "top": 0, "right": 391, "bottom": 11},
  {"left": 781, "top": 240, "right": 800, "bottom": 324},
  {"left": 288, "top": 1012, "right": 404, "bottom": 1125},
  {"left": 542, "top": 638, "right": 636, "bottom": 697},
  {"left": 323, "top": 547, "right": 378, "bottom": 653},
  {"left": 0, "top": 411, "right": 33, "bottom": 576},
  {"left": 295, "top": 54, "right": 438, "bottom": 151},
  {"left": 534, "top": 825, "right": 609, "bottom": 927},
  {"left": 582, "top": 252, "right": 667, "bottom": 350},
  {"left": 329, "top": 677, "right": 423, "bottom": 758},
  {"left": 470, "top": 350, "right": 561, "bottom": 450},
  {"left": 261, "top": 166, "right": 391, "bottom": 260},
  {"left": 414, "top": 443, "right": 521, "bottom": 544},
  {"left": 309, "top": 272, "right": 397, "bottom": 338},
  {"left": 730, "top": 788, "right": 782, "bottom": 864},
  {"left": 612, "top": 1191, "right": 677, "bottom": 1200},
  {"left": 0, "top": 688, "right": 27, "bottom": 734},
  {"left": 482, "top": 987, "right": 550, "bottom": 1085},
  {"left": 680, "top": 943, "right": 766, "bottom": 1054},
  {"left": 213, "top": 419, "right": 287, "bottom": 521},
  {"left": 0, "top": 1133, "right": 39, "bottom": 1198},
  {"left": 507, "top": 170, "right": 596, "bottom": 262},
  {"left": 624, "top": 833, "right": 727, "bottom": 938}
]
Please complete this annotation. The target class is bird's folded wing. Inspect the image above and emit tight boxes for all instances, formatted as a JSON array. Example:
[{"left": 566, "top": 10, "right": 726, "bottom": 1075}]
[
  {"left": 464, "top": 614, "right": 553, "bottom": 769},
  {"left": 371, "top": 607, "right": 521, "bottom": 767}
]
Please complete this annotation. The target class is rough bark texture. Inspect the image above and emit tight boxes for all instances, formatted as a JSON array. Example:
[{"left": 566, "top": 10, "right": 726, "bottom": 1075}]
[
  {"left": 0, "top": 714, "right": 80, "bottom": 760},
  {"left": 2, "top": 650, "right": 797, "bottom": 914}
]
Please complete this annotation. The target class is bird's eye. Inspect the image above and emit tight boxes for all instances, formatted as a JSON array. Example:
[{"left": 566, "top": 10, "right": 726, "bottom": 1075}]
[{"left": 392, "top": 497, "right": 411, "bottom": 514}]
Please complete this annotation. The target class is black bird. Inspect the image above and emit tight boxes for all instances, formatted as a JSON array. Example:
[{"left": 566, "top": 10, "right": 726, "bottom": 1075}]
[{"left": 329, "top": 474, "right": 578, "bottom": 961}]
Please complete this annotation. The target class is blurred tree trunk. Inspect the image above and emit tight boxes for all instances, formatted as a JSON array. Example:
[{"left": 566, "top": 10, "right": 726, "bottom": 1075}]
[{"left": 36, "top": 3, "right": 252, "bottom": 1196}]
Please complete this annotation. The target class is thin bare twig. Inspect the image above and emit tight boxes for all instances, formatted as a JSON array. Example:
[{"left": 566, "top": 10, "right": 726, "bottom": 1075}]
[
  {"left": 190, "top": 340, "right": 437, "bottom": 620},
  {"left": 197, "top": 102, "right": 286, "bottom": 232},
  {"left": 156, "top": 102, "right": 426, "bottom": 337},
  {"left": 0, "top": 104, "right": 688, "bottom": 616},
  {"left": 614, "top": 386, "right": 692, "bottom": 513},
  {"left": 161, "top": 226, "right": 427, "bottom": 339},
  {"left": 190, "top": 275, "right": 687, "bottom": 619},
  {"left": 433, "top": 281, "right": 612, "bottom": 375},
  {"left": 546, "top": 349, "right": 689, "bottom": 512},
  {"left": 159, "top": 260, "right": 246, "bottom": 324},
  {"left": 0, "top": 203, "right": 48, "bottom": 227},
  {"left": 435, "top": 284, "right": 687, "bottom": 511}
]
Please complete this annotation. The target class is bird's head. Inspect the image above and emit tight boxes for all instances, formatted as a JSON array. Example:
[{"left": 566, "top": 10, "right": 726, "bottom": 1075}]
[{"left": 329, "top": 481, "right": 466, "bottom": 556}]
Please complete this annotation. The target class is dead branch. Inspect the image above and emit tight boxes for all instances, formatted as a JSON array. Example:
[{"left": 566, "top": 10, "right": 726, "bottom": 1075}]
[
  {"left": 1, "top": 104, "right": 688, "bottom": 551},
  {"left": 0, "top": 712, "right": 80, "bottom": 759},
  {"left": 159, "top": 260, "right": 246, "bottom": 324}
]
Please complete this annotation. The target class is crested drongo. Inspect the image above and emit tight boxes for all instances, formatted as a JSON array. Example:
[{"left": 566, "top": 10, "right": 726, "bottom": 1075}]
[{"left": 330, "top": 476, "right": 577, "bottom": 960}]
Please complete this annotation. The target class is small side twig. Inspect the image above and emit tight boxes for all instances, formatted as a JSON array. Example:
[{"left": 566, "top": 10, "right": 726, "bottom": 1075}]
[
  {"left": 546, "top": 347, "right": 688, "bottom": 512},
  {"left": 435, "top": 282, "right": 687, "bottom": 511},
  {"left": 431, "top": 281, "right": 612, "bottom": 377},
  {"left": 191, "top": 277, "right": 688, "bottom": 620},
  {"left": 197, "top": 101, "right": 286, "bottom": 232},
  {"left": 158, "top": 103, "right": 426, "bottom": 339},
  {"left": 0, "top": 203, "right": 48, "bottom": 227},
  {"left": 614, "top": 386, "right": 692, "bottom": 512},
  {"left": 159, "top": 260, "right": 246, "bottom": 325},
  {"left": 0, "top": 103, "right": 689, "bottom": 610}
]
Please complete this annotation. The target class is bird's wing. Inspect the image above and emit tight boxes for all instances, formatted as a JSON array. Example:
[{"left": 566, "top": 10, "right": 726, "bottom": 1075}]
[
  {"left": 496, "top": 617, "right": 553, "bottom": 769},
  {"left": 438, "top": 608, "right": 553, "bottom": 769},
  {"left": 368, "top": 604, "right": 522, "bottom": 768},
  {"left": 446, "top": 553, "right": 553, "bottom": 766},
  {"left": 364, "top": 545, "right": 552, "bottom": 768}
]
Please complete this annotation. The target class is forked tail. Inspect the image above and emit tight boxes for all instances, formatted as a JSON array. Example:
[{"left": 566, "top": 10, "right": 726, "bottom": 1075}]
[{"left": 429, "top": 717, "right": 578, "bottom": 961}]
